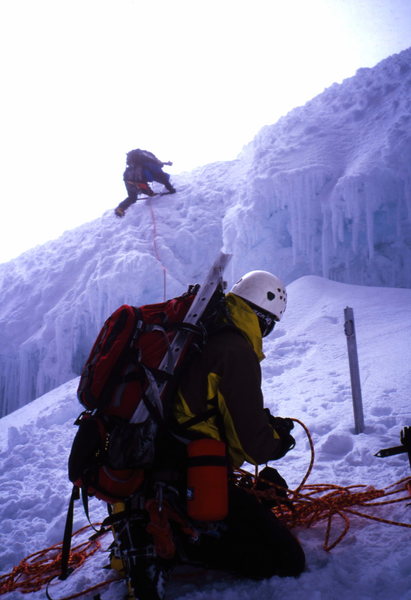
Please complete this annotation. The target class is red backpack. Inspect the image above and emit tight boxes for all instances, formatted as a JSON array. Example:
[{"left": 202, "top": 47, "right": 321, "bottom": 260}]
[
  {"left": 68, "top": 247, "right": 232, "bottom": 501},
  {"left": 68, "top": 289, "right": 201, "bottom": 504}
]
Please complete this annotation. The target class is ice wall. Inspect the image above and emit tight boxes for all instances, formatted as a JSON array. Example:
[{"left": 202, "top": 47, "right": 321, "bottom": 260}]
[
  {"left": 0, "top": 184, "right": 228, "bottom": 415},
  {"left": 226, "top": 48, "right": 411, "bottom": 285},
  {"left": 1, "top": 48, "right": 411, "bottom": 416}
]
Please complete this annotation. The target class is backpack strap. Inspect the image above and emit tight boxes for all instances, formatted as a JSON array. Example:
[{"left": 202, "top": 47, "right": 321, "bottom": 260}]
[{"left": 178, "top": 407, "right": 218, "bottom": 429}]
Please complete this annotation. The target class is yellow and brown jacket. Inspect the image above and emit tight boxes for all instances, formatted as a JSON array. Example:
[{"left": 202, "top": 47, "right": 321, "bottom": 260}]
[{"left": 174, "top": 293, "right": 284, "bottom": 468}]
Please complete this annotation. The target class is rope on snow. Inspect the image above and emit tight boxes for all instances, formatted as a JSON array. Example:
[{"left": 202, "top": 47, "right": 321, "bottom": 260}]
[
  {"left": 0, "top": 525, "right": 117, "bottom": 598},
  {"left": 235, "top": 418, "right": 411, "bottom": 551},
  {"left": 1, "top": 420, "right": 410, "bottom": 597}
]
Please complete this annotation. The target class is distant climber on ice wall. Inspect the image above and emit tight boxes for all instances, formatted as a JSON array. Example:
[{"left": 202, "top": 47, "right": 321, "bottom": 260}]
[{"left": 115, "top": 149, "right": 176, "bottom": 217}]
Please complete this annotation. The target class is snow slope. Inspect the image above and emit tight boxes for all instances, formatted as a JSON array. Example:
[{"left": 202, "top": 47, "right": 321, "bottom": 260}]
[
  {"left": 1, "top": 48, "right": 411, "bottom": 417},
  {"left": 1, "top": 276, "right": 410, "bottom": 600}
]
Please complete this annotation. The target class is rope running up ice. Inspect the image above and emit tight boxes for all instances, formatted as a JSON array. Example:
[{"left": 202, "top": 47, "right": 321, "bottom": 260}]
[{"left": 148, "top": 198, "right": 167, "bottom": 301}]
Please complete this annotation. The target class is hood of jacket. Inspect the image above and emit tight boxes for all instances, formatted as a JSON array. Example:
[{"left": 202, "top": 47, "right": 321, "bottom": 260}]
[{"left": 225, "top": 293, "right": 265, "bottom": 361}]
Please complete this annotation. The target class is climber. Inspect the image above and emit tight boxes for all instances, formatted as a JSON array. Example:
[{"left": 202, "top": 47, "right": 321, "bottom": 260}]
[
  {"left": 172, "top": 270, "right": 306, "bottom": 579},
  {"left": 115, "top": 149, "right": 176, "bottom": 217},
  {"left": 97, "top": 269, "right": 304, "bottom": 598}
]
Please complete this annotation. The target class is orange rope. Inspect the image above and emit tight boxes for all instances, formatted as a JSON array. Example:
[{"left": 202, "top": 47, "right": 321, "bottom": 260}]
[
  {"left": 2, "top": 419, "right": 409, "bottom": 596},
  {"left": 236, "top": 419, "right": 411, "bottom": 551},
  {"left": 278, "top": 479, "right": 410, "bottom": 551},
  {"left": 148, "top": 199, "right": 167, "bottom": 300},
  {"left": 291, "top": 417, "right": 315, "bottom": 492},
  {"left": 0, "top": 525, "right": 117, "bottom": 598}
]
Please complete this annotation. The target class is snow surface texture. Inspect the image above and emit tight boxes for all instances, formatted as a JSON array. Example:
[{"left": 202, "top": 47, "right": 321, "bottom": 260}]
[
  {"left": 0, "top": 48, "right": 411, "bottom": 416},
  {"left": 0, "top": 276, "right": 410, "bottom": 600},
  {"left": 1, "top": 49, "right": 411, "bottom": 416},
  {"left": 235, "top": 48, "right": 411, "bottom": 286}
]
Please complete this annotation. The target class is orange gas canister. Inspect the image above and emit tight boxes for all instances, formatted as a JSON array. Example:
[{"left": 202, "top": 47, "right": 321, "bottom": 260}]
[{"left": 186, "top": 438, "right": 228, "bottom": 521}]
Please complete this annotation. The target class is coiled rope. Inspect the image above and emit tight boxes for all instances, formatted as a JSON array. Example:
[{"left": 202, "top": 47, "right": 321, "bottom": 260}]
[
  {"left": 0, "top": 525, "right": 116, "bottom": 598},
  {"left": 237, "top": 417, "right": 411, "bottom": 551},
  {"left": 1, "top": 419, "right": 409, "bottom": 597}
]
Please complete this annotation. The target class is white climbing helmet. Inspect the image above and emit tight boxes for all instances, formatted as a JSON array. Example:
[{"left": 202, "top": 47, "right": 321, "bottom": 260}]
[{"left": 230, "top": 270, "right": 287, "bottom": 321}]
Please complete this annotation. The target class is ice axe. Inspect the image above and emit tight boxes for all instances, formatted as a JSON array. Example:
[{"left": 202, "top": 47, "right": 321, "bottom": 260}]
[{"left": 375, "top": 426, "right": 411, "bottom": 469}]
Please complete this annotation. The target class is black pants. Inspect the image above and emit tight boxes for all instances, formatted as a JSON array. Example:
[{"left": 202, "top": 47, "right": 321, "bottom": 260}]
[
  {"left": 182, "top": 484, "right": 305, "bottom": 579},
  {"left": 118, "top": 175, "right": 174, "bottom": 212},
  {"left": 117, "top": 181, "right": 148, "bottom": 212}
]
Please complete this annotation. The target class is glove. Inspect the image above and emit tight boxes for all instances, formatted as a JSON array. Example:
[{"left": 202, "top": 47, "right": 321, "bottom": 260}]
[
  {"left": 255, "top": 466, "right": 290, "bottom": 508},
  {"left": 269, "top": 416, "right": 294, "bottom": 434},
  {"left": 265, "top": 409, "right": 296, "bottom": 458},
  {"left": 256, "top": 466, "right": 288, "bottom": 493}
]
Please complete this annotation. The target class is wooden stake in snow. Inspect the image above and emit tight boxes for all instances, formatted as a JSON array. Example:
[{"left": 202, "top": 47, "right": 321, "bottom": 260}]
[{"left": 344, "top": 307, "right": 365, "bottom": 434}]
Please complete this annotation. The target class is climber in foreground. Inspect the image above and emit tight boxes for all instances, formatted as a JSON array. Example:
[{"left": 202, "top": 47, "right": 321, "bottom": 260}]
[
  {"left": 68, "top": 265, "right": 305, "bottom": 600},
  {"left": 114, "top": 149, "right": 176, "bottom": 217},
  {"left": 171, "top": 270, "right": 306, "bottom": 579}
]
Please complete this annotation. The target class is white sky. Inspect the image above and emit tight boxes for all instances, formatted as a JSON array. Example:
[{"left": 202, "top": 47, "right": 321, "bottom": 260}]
[{"left": 0, "top": 0, "right": 410, "bottom": 263}]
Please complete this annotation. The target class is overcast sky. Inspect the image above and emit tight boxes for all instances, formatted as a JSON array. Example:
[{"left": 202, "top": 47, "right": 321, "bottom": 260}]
[{"left": 0, "top": 0, "right": 410, "bottom": 263}]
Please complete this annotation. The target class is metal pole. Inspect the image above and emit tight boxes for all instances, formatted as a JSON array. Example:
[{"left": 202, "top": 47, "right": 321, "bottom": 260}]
[{"left": 344, "top": 307, "right": 365, "bottom": 434}]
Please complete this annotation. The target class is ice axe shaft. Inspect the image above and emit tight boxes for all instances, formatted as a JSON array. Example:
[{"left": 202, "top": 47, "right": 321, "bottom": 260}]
[{"left": 375, "top": 445, "right": 408, "bottom": 458}]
